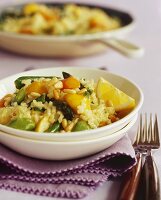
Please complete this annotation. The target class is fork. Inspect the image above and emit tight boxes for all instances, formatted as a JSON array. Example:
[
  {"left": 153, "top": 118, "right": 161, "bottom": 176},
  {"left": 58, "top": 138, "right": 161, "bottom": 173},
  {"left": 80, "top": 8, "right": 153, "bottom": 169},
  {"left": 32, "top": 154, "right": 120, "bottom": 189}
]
[
  {"left": 119, "top": 114, "right": 160, "bottom": 200},
  {"left": 118, "top": 117, "right": 143, "bottom": 200},
  {"left": 135, "top": 114, "right": 160, "bottom": 200}
]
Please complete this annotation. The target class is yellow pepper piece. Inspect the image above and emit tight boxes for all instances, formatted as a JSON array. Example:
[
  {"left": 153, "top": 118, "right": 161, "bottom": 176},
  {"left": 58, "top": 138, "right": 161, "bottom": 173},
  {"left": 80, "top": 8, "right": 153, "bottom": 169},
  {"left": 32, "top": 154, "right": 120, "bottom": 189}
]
[
  {"left": 64, "top": 93, "right": 90, "bottom": 112},
  {"left": 23, "top": 3, "right": 40, "bottom": 15},
  {"left": 26, "top": 81, "right": 47, "bottom": 95},
  {"left": 0, "top": 99, "right": 4, "bottom": 108}
]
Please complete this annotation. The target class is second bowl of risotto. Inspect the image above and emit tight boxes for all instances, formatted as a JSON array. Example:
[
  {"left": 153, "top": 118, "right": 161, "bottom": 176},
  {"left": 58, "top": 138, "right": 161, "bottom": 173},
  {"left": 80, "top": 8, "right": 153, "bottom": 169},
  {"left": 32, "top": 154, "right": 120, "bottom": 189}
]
[
  {"left": 0, "top": 2, "right": 144, "bottom": 58},
  {"left": 0, "top": 67, "right": 143, "bottom": 141}
]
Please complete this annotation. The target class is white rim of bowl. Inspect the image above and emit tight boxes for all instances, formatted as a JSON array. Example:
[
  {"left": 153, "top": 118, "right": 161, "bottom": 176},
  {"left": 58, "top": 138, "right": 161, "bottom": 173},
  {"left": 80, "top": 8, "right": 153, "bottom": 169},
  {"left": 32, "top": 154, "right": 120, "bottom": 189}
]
[{"left": 0, "top": 114, "right": 138, "bottom": 144}]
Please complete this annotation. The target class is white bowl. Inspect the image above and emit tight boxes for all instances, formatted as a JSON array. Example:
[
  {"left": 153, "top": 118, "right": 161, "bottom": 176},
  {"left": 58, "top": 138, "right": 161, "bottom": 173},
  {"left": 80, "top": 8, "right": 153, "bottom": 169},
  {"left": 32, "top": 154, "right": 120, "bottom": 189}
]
[
  {"left": 0, "top": 2, "right": 143, "bottom": 58},
  {"left": 0, "top": 115, "right": 137, "bottom": 160},
  {"left": 0, "top": 67, "right": 143, "bottom": 142}
]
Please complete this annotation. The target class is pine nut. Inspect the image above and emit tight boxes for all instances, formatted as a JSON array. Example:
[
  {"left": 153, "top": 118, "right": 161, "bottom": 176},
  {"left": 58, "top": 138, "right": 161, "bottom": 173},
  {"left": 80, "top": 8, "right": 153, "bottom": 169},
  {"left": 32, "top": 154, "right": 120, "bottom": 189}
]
[
  {"left": 4, "top": 96, "right": 12, "bottom": 106},
  {"left": 74, "top": 118, "right": 79, "bottom": 125},
  {"left": 63, "top": 89, "right": 76, "bottom": 94},
  {"left": 62, "top": 119, "right": 68, "bottom": 129},
  {"left": 30, "top": 92, "right": 41, "bottom": 97},
  {"left": 53, "top": 89, "right": 60, "bottom": 100},
  {"left": 75, "top": 88, "right": 80, "bottom": 92},
  {"left": 58, "top": 114, "right": 64, "bottom": 123},
  {"left": 54, "top": 81, "right": 63, "bottom": 89},
  {"left": 60, "top": 130, "right": 66, "bottom": 133},
  {"left": 49, "top": 115, "right": 55, "bottom": 124},
  {"left": 78, "top": 88, "right": 87, "bottom": 94},
  {"left": 65, "top": 122, "right": 75, "bottom": 132}
]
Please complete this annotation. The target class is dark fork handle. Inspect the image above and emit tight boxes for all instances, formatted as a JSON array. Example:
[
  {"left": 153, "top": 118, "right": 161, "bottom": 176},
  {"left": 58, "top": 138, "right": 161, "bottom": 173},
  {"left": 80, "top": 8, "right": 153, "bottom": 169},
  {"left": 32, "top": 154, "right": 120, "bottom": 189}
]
[
  {"left": 142, "top": 153, "right": 160, "bottom": 200},
  {"left": 118, "top": 153, "right": 142, "bottom": 200}
]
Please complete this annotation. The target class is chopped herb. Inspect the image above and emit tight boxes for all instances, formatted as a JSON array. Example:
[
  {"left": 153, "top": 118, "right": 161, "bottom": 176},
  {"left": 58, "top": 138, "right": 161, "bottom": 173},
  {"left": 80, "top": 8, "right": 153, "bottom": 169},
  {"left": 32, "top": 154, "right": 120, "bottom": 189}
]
[
  {"left": 84, "top": 88, "right": 93, "bottom": 97},
  {"left": 36, "top": 94, "right": 46, "bottom": 103}
]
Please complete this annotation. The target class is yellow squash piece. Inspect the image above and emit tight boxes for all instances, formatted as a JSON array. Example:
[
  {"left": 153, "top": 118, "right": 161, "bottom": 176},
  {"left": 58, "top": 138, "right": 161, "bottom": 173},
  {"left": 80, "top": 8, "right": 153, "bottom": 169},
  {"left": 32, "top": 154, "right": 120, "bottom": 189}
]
[
  {"left": 96, "top": 77, "right": 135, "bottom": 111},
  {"left": 35, "top": 116, "right": 50, "bottom": 132},
  {"left": 0, "top": 107, "right": 13, "bottom": 124},
  {"left": 23, "top": 3, "right": 40, "bottom": 15},
  {"left": 64, "top": 93, "right": 90, "bottom": 112}
]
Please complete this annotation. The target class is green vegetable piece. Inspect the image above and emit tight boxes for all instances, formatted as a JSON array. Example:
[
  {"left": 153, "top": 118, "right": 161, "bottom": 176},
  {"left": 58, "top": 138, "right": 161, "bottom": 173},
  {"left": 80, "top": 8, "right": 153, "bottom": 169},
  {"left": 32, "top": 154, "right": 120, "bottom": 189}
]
[
  {"left": 14, "top": 88, "right": 25, "bottom": 104},
  {"left": 15, "top": 76, "right": 56, "bottom": 89},
  {"left": 84, "top": 88, "right": 93, "bottom": 97},
  {"left": 33, "top": 107, "right": 45, "bottom": 112},
  {"left": 62, "top": 72, "right": 71, "bottom": 79},
  {"left": 72, "top": 120, "right": 90, "bottom": 132},
  {"left": 47, "top": 122, "right": 61, "bottom": 133},
  {"left": 62, "top": 72, "right": 85, "bottom": 89},
  {"left": 51, "top": 99, "right": 74, "bottom": 120},
  {"left": 36, "top": 94, "right": 46, "bottom": 103},
  {"left": 8, "top": 118, "right": 35, "bottom": 131},
  {"left": 0, "top": 9, "right": 24, "bottom": 22}
]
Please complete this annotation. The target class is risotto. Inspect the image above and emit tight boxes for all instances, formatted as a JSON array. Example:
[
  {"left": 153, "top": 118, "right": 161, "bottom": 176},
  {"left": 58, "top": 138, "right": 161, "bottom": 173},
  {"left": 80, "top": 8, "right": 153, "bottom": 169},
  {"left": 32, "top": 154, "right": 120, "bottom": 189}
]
[
  {"left": 0, "top": 3, "right": 121, "bottom": 35},
  {"left": 0, "top": 72, "right": 135, "bottom": 133}
]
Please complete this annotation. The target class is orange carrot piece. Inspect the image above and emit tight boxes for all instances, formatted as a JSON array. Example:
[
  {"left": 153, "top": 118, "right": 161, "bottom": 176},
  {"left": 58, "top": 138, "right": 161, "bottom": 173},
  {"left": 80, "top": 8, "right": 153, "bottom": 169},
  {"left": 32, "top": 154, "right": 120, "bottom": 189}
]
[
  {"left": 62, "top": 76, "right": 80, "bottom": 89},
  {"left": 0, "top": 99, "right": 5, "bottom": 108}
]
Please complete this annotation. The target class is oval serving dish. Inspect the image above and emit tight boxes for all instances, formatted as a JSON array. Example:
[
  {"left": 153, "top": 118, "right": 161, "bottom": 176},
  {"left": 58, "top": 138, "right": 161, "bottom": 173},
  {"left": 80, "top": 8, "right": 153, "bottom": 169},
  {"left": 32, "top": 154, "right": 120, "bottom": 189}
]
[{"left": 0, "top": 2, "right": 143, "bottom": 57}]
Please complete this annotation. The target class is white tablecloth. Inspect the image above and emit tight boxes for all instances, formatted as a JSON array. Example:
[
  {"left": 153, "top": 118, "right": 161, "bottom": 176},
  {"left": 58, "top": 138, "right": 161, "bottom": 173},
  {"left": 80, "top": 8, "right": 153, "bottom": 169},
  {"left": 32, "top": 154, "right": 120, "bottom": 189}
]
[{"left": 0, "top": 0, "right": 161, "bottom": 199}]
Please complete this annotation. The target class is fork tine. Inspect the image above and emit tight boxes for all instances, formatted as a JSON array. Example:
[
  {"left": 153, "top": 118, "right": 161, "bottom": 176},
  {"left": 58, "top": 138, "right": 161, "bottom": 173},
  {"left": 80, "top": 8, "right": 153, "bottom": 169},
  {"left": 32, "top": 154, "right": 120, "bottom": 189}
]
[
  {"left": 143, "top": 113, "right": 149, "bottom": 143},
  {"left": 154, "top": 114, "right": 160, "bottom": 146},
  {"left": 133, "top": 113, "right": 160, "bottom": 148},
  {"left": 133, "top": 126, "right": 139, "bottom": 146},
  {"left": 139, "top": 113, "right": 143, "bottom": 143},
  {"left": 148, "top": 113, "right": 153, "bottom": 143},
  {"left": 141, "top": 114, "right": 160, "bottom": 200},
  {"left": 133, "top": 114, "right": 142, "bottom": 146}
]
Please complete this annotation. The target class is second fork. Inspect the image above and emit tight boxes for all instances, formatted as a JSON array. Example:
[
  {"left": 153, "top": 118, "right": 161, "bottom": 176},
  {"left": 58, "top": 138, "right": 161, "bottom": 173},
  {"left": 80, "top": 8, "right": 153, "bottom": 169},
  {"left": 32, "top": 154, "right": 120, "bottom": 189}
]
[{"left": 139, "top": 114, "right": 160, "bottom": 200}]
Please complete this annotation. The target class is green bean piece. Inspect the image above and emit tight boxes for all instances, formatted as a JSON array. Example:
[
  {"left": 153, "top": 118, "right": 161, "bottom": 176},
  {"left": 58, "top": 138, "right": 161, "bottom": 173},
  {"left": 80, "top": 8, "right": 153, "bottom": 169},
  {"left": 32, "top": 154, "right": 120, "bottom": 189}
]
[
  {"left": 36, "top": 94, "right": 46, "bottom": 103},
  {"left": 47, "top": 122, "right": 61, "bottom": 133},
  {"left": 51, "top": 99, "right": 74, "bottom": 120},
  {"left": 15, "top": 76, "right": 56, "bottom": 89},
  {"left": 72, "top": 120, "right": 90, "bottom": 132},
  {"left": 8, "top": 118, "right": 35, "bottom": 131},
  {"left": 14, "top": 88, "right": 26, "bottom": 104}
]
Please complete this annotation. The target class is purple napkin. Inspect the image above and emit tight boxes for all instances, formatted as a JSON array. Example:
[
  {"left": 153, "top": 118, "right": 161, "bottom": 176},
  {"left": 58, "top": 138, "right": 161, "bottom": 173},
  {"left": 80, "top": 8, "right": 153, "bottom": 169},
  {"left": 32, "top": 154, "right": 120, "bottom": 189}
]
[{"left": 0, "top": 135, "right": 136, "bottom": 199}]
